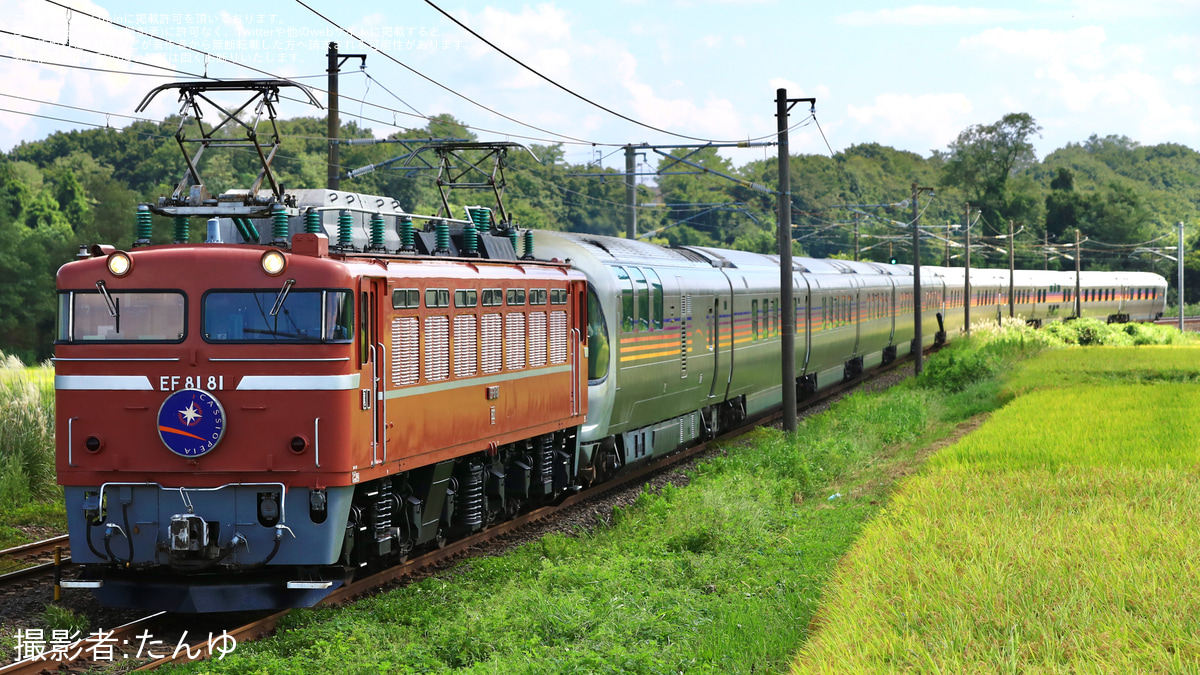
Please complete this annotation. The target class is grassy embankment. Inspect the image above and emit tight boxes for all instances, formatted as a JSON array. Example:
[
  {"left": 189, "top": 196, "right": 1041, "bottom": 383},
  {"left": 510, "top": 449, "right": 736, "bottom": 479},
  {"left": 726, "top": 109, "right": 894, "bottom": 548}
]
[
  {"left": 161, "top": 318, "right": 1191, "bottom": 675},
  {"left": 0, "top": 355, "right": 64, "bottom": 553},
  {"left": 793, "top": 344, "right": 1200, "bottom": 673}
]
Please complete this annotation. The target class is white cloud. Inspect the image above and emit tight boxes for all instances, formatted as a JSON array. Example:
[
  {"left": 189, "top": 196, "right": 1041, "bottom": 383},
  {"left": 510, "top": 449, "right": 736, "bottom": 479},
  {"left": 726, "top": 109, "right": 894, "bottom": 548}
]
[
  {"left": 0, "top": 0, "right": 183, "bottom": 152},
  {"left": 698, "top": 35, "right": 722, "bottom": 48},
  {"left": 616, "top": 51, "right": 745, "bottom": 139},
  {"left": 960, "top": 26, "right": 1198, "bottom": 141},
  {"left": 837, "top": 5, "right": 1028, "bottom": 26},
  {"left": 1175, "top": 66, "right": 1200, "bottom": 85},
  {"left": 846, "top": 93, "right": 974, "bottom": 149},
  {"left": 455, "top": 4, "right": 573, "bottom": 90}
]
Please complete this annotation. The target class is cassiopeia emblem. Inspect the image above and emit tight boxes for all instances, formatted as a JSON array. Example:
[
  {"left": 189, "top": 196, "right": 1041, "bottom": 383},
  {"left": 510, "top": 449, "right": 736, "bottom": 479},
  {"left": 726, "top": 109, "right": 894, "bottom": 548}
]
[{"left": 157, "top": 388, "right": 226, "bottom": 457}]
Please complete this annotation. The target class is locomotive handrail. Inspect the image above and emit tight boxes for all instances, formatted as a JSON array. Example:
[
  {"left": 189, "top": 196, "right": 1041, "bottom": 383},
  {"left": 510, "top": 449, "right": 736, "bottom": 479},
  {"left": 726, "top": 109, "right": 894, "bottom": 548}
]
[
  {"left": 368, "top": 344, "right": 379, "bottom": 467},
  {"left": 377, "top": 341, "right": 388, "bottom": 463},
  {"left": 67, "top": 417, "right": 78, "bottom": 467},
  {"left": 314, "top": 418, "right": 321, "bottom": 468},
  {"left": 570, "top": 328, "right": 581, "bottom": 417},
  {"left": 97, "top": 482, "right": 290, "bottom": 527}
]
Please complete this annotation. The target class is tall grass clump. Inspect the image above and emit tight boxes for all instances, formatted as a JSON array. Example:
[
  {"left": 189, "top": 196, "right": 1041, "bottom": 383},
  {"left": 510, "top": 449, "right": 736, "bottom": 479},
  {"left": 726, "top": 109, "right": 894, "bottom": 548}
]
[
  {"left": 1041, "top": 317, "right": 1193, "bottom": 346},
  {"left": 0, "top": 353, "right": 58, "bottom": 509},
  {"left": 917, "top": 318, "right": 1056, "bottom": 394}
]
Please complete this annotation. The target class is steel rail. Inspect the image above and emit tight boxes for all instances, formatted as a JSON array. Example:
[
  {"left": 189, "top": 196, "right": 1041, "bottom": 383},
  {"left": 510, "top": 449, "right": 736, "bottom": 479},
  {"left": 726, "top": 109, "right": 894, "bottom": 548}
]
[{"left": 0, "top": 534, "right": 69, "bottom": 559}]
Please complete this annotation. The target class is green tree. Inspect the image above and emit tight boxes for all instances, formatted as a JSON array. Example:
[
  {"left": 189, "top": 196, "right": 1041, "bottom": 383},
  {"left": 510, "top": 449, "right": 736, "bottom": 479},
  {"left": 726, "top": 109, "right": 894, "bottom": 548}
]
[{"left": 940, "top": 113, "right": 1043, "bottom": 228}]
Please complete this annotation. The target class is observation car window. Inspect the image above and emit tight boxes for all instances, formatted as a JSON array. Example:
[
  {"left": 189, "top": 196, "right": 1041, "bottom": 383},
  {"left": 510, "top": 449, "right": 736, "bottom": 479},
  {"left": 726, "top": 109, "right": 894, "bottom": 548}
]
[
  {"left": 59, "top": 290, "right": 186, "bottom": 342},
  {"left": 648, "top": 270, "right": 664, "bottom": 330},
  {"left": 615, "top": 267, "right": 634, "bottom": 333},
  {"left": 586, "top": 287, "right": 610, "bottom": 382},
  {"left": 203, "top": 289, "right": 352, "bottom": 343},
  {"left": 630, "top": 267, "right": 650, "bottom": 331}
]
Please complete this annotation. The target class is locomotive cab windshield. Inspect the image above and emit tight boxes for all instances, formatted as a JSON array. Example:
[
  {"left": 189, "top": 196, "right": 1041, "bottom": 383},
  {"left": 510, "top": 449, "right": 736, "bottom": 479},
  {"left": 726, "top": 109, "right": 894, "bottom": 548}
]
[
  {"left": 202, "top": 289, "right": 354, "bottom": 342},
  {"left": 57, "top": 290, "right": 186, "bottom": 343}
]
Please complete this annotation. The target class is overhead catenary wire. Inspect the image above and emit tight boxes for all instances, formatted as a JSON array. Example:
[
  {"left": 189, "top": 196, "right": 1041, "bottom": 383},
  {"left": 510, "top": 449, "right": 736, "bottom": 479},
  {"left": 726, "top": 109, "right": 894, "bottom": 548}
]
[
  {"left": 294, "top": 0, "right": 606, "bottom": 147},
  {"left": 421, "top": 0, "right": 791, "bottom": 146},
  {"left": 32, "top": 0, "right": 605, "bottom": 149}
]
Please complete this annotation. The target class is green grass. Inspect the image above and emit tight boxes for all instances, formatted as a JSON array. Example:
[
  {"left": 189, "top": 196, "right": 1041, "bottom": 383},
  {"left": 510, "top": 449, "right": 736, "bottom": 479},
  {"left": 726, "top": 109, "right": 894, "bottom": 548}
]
[
  {"left": 793, "top": 349, "right": 1200, "bottom": 673},
  {"left": 0, "top": 355, "right": 64, "bottom": 549}
]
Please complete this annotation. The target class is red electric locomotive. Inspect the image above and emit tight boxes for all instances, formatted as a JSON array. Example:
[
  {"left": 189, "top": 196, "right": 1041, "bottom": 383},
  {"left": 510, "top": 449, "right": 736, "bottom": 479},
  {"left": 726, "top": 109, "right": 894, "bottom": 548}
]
[{"left": 55, "top": 82, "right": 588, "bottom": 611}]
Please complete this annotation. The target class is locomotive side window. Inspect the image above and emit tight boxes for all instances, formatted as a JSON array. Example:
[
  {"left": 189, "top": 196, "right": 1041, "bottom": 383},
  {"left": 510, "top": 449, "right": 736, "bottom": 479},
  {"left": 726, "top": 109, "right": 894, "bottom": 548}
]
[
  {"left": 482, "top": 288, "right": 503, "bottom": 307},
  {"left": 506, "top": 288, "right": 527, "bottom": 306},
  {"left": 392, "top": 289, "right": 419, "bottom": 309},
  {"left": 550, "top": 288, "right": 568, "bottom": 305},
  {"left": 202, "top": 290, "right": 352, "bottom": 343},
  {"left": 454, "top": 290, "right": 478, "bottom": 308},
  {"left": 426, "top": 288, "right": 450, "bottom": 308},
  {"left": 530, "top": 288, "right": 547, "bottom": 305},
  {"left": 60, "top": 290, "right": 186, "bottom": 342}
]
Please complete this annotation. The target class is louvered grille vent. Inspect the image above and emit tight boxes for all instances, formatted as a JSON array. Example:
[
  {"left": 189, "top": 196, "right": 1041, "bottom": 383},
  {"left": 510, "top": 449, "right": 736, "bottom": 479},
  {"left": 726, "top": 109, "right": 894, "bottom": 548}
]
[
  {"left": 454, "top": 314, "right": 477, "bottom": 378},
  {"left": 528, "top": 311, "right": 547, "bottom": 368},
  {"left": 481, "top": 314, "right": 502, "bottom": 374},
  {"left": 505, "top": 313, "right": 526, "bottom": 370},
  {"left": 424, "top": 316, "right": 449, "bottom": 382},
  {"left": 549, "top": 311, "right": 568, "bottom": 364},
  {"left": 392, "top": 317, "right": 419, "bottom": 386}
]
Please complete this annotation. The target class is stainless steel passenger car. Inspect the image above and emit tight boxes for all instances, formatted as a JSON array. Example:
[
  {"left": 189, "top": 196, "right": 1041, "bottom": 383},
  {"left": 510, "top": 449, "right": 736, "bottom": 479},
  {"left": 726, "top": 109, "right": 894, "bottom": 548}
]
[{"left": 534, "top": 231, "right": 1168, "bottom": 480}]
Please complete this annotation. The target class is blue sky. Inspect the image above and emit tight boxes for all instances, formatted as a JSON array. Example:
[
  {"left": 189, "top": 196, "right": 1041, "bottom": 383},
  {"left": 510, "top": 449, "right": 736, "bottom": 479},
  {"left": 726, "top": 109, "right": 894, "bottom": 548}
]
[{"left": 2, "top": 0, "right": 1198, "bottom": 170}]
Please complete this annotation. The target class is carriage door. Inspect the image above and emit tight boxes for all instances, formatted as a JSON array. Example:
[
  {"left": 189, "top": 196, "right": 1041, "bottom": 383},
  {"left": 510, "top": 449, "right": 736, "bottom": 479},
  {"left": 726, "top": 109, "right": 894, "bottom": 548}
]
[
  {"left": 361, "top": 276, "right": 388, "bottom": 466},
  {"left": 798, "top": 273, "right": 812, "bottom": 373}
]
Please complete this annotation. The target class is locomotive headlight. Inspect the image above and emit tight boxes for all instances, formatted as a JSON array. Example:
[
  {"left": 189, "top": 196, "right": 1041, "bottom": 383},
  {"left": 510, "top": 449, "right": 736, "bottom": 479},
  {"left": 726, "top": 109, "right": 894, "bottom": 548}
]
[
  {"left": 107, "top": 251, "right": 132, "bottom": 277},
  {"left": 261, "top": 249, "right": 287, "bottom": 276}
]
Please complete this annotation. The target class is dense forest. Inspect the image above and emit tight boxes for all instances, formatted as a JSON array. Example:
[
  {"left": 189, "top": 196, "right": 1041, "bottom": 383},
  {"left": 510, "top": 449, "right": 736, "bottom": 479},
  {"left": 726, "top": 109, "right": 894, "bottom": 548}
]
[{"left": 2, "top": 110, "right": 1198, "bottom": 362}]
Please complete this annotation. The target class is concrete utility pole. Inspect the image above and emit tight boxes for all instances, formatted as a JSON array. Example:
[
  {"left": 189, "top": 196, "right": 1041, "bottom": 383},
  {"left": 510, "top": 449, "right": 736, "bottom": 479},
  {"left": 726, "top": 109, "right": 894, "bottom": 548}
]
[
  {"left": 1080, "top": 228, "right": 1089, "bottom": 317},
  {"left": 911, "top": 182, "right": 934, "bottom": 375},
  {"left": 1008, "top": 219, "right": 1015, "bottom": 319},
  {"left": 1179, "top": 221, "right": 1186, "bottom": 333},
  {"left": 964, "top": 202, "right": 971, "bottom": 336},
  {"left": 326, "top": 42, "right": 366, "bottom": 190},
  {"left": 625, "top": 146, "right": 637, "bottom": 239},
  {"left": 1044, "top": 230, "right": 1049, "bottom": 271},
  {"left": 776, "top": 90, "right": 814, "bottom": 433}
]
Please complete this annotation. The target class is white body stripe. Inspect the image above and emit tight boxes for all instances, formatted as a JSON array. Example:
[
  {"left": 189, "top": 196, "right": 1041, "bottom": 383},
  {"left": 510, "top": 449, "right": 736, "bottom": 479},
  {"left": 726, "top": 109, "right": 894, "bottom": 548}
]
[
  {"left": 55, "top": 375, "right": 154, "bottom": 391},
  {"left": 236, "top": 374, "right": 361, "bottom": 391},
  {"left": 383, "top": 364, "right": 571, "bottom": 400}
]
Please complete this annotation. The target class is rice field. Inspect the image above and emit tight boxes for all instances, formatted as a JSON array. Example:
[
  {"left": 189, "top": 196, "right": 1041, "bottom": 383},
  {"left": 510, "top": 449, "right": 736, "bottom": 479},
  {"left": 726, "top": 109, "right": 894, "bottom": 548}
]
[{"left": 792, "top": 348, "right": 1200, "bottom": 673}]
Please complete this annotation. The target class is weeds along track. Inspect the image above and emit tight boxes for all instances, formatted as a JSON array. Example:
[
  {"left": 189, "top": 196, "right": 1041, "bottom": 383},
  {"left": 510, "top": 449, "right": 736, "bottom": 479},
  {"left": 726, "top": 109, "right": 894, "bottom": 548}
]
[{"left": 1, "top": 352, "right": 922, "bottom": 674}]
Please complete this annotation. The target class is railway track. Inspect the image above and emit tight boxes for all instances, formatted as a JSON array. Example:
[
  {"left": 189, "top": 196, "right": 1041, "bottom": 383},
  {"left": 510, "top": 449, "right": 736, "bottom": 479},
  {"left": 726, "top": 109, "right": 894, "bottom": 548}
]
[
  {"left": 1, "top": 354, "right": 918, "bottom": 675},
  {"left": 1154, "top": 315, "right": 1200, "bottom": 332},
  {"left": 0, "top": 535, "right": 72, "bottom": 587}
]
